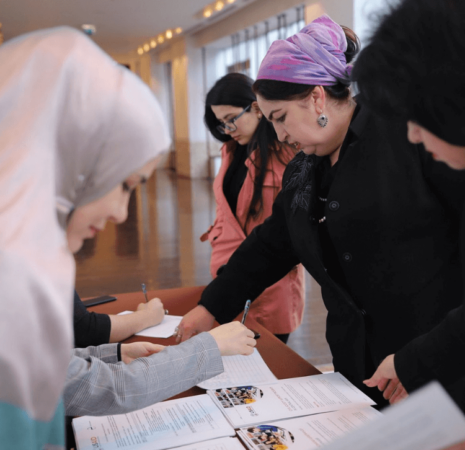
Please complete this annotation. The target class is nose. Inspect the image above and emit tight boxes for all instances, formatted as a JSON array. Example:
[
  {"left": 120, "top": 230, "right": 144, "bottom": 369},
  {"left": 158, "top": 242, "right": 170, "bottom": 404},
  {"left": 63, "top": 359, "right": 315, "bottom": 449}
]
[
  {"left": 274, "top": 124, "right": 288, "bottom": 143},
  {"left": 111, "top": 195, "right": 129, "bottom": 224}
]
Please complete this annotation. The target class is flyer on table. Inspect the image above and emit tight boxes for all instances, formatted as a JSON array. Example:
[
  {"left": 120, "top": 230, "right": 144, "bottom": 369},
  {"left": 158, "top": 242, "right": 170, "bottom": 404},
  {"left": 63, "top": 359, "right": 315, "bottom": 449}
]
[
  {"left": 73, "top": 394, "right": 235, "bottom": 450},
  {"left": 238, "top": 407, "right": 381, "bottom": 450},
  {"left": 208, "top": 373, "right": 375, "bottom": 428}
]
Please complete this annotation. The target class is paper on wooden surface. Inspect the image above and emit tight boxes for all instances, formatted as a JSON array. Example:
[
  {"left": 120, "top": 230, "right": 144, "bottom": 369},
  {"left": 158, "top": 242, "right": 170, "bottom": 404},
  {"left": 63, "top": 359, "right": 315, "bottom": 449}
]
[
  {"left": 198, "top": 349, "right": 277, "bottom": 390},
  {"left": 73, "top": 394, "right": 235, "bottom": 450},
  {"left": 174, "top": 437, "right": 245, "bottom": 450},
  {"left": 208, "top": 372, "right": 376, "bottom": 428},
  {"left": 321, "top": 381, "right": 465, "bottom": 450},
  {"left": 238, "top": 406, "right": 381, "bottom": 449},
  {"left": 118, "top": 310, "right": 182, "bottom": 338}
]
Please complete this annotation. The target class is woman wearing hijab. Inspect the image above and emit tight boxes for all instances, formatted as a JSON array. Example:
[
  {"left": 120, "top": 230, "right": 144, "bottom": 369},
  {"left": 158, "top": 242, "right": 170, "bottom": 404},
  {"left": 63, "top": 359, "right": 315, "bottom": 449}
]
[
  {"left": 350, "top": 0, "right": 465, "bottom": 411},
  {"left": 0, "top": 27, "right": 255, "bottom": 449},
  {"left": 177, "top": 15, "right": 465, "bottom": 408},
  {"left": 200, "top": 73, "right": 304, "bottom": 344}
]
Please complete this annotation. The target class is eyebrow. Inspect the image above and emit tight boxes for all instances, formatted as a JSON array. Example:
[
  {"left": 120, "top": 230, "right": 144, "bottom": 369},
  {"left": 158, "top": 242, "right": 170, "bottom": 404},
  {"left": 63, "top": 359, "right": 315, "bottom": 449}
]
[
  {"left": 221, "top": 113, "right": 235, "bottom": 121},
  {"left": 268, "top": 109, "right": 282, "bottom": 121}
]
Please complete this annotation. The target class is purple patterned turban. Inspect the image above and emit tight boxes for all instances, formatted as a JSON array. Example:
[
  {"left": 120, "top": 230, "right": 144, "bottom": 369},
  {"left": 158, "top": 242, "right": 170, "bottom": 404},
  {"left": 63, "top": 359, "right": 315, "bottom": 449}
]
[{"left": 257, "top": 15, "right": 351, "bottom": 86}]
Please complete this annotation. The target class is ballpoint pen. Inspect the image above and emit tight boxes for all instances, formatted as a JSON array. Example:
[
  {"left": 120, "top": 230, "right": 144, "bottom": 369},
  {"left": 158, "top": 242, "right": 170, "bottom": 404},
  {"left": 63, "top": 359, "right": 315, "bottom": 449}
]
[
  {"left": 241, "top": 299, "right": 251, "bottom": 324},
  {"left": 141, "top": 283, "right": 169, "bottom": 315},
  {"left": 240, "top": 299, "right": 260, "bottom": 339}
]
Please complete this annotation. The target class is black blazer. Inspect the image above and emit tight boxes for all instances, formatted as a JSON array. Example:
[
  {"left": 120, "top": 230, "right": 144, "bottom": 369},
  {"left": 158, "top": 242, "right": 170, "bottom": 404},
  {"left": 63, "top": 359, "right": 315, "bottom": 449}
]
[{"left": 199, "top": 104, "right": 465, "bottom": 399}]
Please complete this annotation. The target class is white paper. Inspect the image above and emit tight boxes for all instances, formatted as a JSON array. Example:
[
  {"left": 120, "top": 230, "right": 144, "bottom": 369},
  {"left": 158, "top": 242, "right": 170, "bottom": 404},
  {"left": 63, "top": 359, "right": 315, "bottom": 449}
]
[
  {"left": 118, "top": 311, "right": 182, "bottom": 338},
  {"left": 198, "top": 349, "right": 277, "bottom": 390},
  {"left": 173, "top": 437, "right": 245, "bottom": 450},
  {"left": 238, "top": 407, "right": 381, "bottom": 449},
  {"left": 73, "top": 394, "right": 235, "bottom": 450},
  {"left": 321, "top": 381, "right": 465, "bottom": 450},
  {"left": 208, "top": 372, "right": 376, "bottom": 428}
]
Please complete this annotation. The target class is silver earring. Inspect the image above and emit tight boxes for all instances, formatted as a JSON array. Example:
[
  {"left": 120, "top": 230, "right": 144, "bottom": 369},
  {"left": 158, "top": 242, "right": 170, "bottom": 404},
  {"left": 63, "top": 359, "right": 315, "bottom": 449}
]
[{"left": 317, "top": 113, "right": 328, "bottom": 128}]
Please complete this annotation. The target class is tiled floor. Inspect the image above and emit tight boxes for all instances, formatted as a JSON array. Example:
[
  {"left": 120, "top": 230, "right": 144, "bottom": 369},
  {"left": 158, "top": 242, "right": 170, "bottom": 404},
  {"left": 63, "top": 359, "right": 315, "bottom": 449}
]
[{"left": 75, "top": 169, "right": 333, "bottom": 370}]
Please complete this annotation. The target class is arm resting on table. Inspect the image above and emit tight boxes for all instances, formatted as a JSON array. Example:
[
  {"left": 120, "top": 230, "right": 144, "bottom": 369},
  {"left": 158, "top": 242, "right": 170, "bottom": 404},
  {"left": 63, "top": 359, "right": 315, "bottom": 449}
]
[{"left": 65, "top": 332, "right": 223, "bottom": 416}]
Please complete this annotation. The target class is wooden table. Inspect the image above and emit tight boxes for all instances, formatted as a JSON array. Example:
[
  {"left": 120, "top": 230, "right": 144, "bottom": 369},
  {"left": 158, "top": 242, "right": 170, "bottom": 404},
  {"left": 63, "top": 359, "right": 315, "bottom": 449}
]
[
  {"left": 69, "top": 286, "right": 321, "bottom": 449},
  {"left": 89, "top": 286, "right": 320, "bottom": 399}
]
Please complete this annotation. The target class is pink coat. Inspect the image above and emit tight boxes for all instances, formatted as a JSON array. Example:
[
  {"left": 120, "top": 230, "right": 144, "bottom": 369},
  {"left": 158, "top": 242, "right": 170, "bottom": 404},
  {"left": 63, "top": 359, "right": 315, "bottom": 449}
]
[{"left": 201, "top": 142, "right": 305, "bottom": 334}]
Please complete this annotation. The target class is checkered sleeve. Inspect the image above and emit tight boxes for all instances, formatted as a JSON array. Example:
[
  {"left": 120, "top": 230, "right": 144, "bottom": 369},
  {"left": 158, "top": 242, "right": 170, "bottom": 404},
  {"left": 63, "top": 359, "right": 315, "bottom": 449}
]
[{"left": 65, "top": 332, "right": 223, "bottom": 416}]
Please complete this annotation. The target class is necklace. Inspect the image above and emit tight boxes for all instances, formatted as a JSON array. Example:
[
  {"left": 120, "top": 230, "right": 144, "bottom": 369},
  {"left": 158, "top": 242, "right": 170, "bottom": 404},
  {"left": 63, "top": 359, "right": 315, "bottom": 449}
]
[{"left": 318, "top": 196, "right": 327, "bottom": 223}]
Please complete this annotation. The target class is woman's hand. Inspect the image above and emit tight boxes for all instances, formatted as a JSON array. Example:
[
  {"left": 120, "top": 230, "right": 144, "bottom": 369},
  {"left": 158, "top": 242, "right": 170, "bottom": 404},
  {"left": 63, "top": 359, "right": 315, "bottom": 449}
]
[
  {"left": 175, "top": 305, "right": 216, "bottom": 343},
  {"left": 136, "top": 297, "right": 165, "bottom": 327},
  {"left": 121, "top": 342, "right": 165, "bottom": 364},
  {"left": 208, "top": 322, "right": 256, "bottom": 356},
  {"left": 364, "top": 354, "right": 409, "bottom": 404}
]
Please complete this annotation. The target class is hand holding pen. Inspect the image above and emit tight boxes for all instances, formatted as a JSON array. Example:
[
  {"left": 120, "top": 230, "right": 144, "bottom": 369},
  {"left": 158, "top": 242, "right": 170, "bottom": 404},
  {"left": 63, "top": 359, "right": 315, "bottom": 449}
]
[
  {"left": 240, "top": 299, "right": 260, "bottom": 339},
  {"left": 141, "top": 283, "right": 169, "bottom": 315}
]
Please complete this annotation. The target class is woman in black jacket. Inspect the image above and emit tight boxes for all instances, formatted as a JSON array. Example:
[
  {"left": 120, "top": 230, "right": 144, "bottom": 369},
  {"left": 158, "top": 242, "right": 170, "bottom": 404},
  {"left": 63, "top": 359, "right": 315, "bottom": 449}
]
[
  {"left": 177, "top": 14, "right": 465, "bottom": 407},
  {"left": 351, "top": 0, "right": 465, "bottom": 411}
]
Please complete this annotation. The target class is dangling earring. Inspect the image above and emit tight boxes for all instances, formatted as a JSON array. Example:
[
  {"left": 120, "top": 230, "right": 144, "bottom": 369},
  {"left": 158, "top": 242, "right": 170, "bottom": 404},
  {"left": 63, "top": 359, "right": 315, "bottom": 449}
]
[
  {"left": 317, "top": 112, "right": 328, "bottom": 128},
  {"left": 257, "top": 113, "right": 262, "bottom": 120}
]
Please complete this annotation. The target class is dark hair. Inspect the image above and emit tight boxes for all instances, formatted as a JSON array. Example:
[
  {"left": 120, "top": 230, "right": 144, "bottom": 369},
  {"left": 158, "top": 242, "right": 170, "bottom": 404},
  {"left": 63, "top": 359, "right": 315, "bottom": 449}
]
[
  {"left": 352, "top": 0, "right": 465, "bottom": 145},
  {"left": 205, "top": 73, "right": 290, "bottom": 220},
  {"left": 252, "top": 26, "right": 360, "bottom": 103}
]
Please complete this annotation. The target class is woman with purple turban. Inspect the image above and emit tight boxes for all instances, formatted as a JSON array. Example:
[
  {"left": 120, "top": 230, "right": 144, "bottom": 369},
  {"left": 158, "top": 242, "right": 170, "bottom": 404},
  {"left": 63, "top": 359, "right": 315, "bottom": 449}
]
[{"left": 177, "top": 15, "right": 465, "bottom": 410}]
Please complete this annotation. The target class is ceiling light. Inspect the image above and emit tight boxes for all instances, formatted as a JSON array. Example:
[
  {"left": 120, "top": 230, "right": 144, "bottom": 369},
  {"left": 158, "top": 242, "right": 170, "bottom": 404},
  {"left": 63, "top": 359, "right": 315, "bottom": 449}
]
[
  {"left": 227, "top": 0, "right": 235, "bottom": 3},
  {"left": 175, "top": 27, "right": 182, "bottom": 34},
  {"left": 166, "top": 29, "right": 173, "bottom": 39},
  {"left": 204, "top": 8, "right": 212, "bottom": 18},
  {"left": 215, "top": 1, "right": 224, "bottom": 11},
  {"left": 143, "top": 43, "right": 150, "bottom": 52},
  {"left": 157, "top": 35, "right": 164, "bottom": 44},
  {"left": 150, "top": 39, "right": 157, "bottom": 48},
  {"left": 137, "top": 47, "right": 144, "bottom": 55}
]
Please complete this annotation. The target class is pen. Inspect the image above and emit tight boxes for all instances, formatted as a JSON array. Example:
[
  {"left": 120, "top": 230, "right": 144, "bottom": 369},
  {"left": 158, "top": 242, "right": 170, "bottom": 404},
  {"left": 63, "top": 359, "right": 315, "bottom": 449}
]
[
  {"left": 141, "top": 283, "right": 149, "bottom": 303},
  {"left": 141, "top": 283, "right": 169, "bottom": 315},
  {"left": 241, "top": 299, "right": 251, "bottom": 324}
]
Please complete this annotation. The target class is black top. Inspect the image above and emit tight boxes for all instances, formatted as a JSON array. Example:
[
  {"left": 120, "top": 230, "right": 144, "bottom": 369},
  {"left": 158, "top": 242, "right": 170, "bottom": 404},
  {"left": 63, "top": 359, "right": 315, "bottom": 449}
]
[
  {"left": 198, "top": 102, "right": 465, "bottom": 408},
  {"left": 73, "top": 290, "right": 111, "bottom": 348},
  {"left": 223, "top": 143, "right": 248, "bottom": 215},
  {"left": 316, "top": 105, "right": 361, "bottom": 294}
]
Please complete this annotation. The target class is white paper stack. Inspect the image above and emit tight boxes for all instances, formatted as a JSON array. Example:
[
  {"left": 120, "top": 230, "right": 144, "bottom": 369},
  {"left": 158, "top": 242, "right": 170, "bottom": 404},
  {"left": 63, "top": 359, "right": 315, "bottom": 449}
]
[
  {"left": 320, "top": 382, "right": 465, "bottom": 450},
  {"left": 238, "top": 407, "right": 382, "bottom": 450},
  {"left": 197, "top": 349, "right": 277, "bottom": 390},
  {"left": 207, "top": 372, "right": 375, "bottom": 428},
  {"left": 73, "top": 394, "right": 235, "bottom": 450},
  {"left": 118, "top": 311, "right": 182, "bottom": 338}
]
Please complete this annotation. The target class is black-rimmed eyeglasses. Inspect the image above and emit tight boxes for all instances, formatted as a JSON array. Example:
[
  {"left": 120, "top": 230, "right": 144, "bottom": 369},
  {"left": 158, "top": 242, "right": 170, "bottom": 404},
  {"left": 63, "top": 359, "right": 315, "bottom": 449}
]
[{"left": 216, "top": 105, "right": 251, "bottom": 134}]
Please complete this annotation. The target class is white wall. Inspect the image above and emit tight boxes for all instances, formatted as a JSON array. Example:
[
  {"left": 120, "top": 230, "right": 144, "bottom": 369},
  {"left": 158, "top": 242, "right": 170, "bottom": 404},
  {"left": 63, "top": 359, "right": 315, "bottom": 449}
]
[{"left": 353, "top": 0, "right": 394, "bottom": 47}]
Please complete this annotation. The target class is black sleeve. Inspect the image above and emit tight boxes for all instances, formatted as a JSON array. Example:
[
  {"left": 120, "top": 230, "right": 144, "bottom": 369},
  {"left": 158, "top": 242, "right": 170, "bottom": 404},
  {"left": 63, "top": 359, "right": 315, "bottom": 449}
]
[
  {"left": 395, "top": 305, "right": 465, "bottom": 391},
  {"left": 395, "top": 205, "right": 465, "bottom": 391},
  {"left": 73, "top": 290, "right": 112, "bottom": 347},
  {"left": 199, "top": 188, "right": 300, "bottom": 324},
  {"left": 419, "top": 144, "right": 465, "bottom": 215}
]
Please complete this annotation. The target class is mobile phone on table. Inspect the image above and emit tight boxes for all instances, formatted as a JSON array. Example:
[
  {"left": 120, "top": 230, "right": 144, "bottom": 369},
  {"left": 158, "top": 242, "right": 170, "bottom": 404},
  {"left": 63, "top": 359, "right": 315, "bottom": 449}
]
[{"left": 82, "top": 295, "right": 117, "bottom": 308}]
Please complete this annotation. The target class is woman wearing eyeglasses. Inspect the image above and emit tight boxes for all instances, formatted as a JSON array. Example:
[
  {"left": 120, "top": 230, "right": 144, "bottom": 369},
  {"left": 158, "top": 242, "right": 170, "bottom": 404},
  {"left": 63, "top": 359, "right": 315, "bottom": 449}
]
[{"left": 199, "top": 73, "right": 305, "bottom": 344}]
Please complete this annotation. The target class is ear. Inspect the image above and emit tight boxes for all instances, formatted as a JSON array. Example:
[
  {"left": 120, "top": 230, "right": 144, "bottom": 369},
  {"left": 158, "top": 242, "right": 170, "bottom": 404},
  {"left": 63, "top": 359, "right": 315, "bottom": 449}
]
[
  {"left": 251, "top": 101, "right": 261, "bottom": 113},
  {"left": 310, "top": 86, "right": 326, "bottom": 114},
  {"left": 251, "top": 101, "right": 263, "bottom": 119}
]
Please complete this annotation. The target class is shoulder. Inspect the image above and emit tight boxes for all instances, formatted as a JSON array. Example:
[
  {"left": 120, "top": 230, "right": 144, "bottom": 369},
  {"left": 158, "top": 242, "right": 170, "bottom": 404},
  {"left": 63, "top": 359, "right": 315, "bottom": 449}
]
[{"left": 282, "top": 151, "right": 318, "bottom": 188}]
